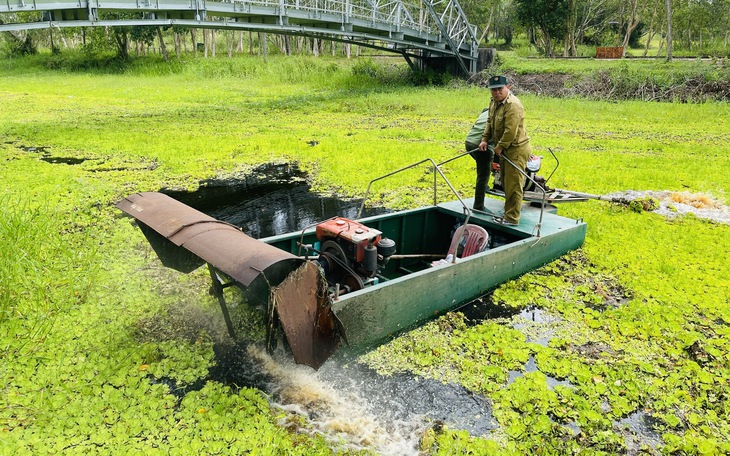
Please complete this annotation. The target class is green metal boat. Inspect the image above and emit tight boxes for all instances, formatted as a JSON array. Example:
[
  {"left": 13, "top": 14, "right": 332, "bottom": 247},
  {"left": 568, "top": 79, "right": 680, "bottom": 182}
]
[{"left": 117, "top": 157, "right": 586, "bottom": 369}]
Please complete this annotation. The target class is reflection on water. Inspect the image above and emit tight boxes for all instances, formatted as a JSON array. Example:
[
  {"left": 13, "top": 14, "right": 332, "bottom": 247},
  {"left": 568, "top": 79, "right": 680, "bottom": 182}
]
[
  {"left": 209, "top": 185, "right": 379, "bottom": 238},
  {"left": 507, "top": 355, "right": 574, "bottom": 390},
  {"left": 162, "top": 163, "right": 386, "bottom": 237},
  {"left": 616, "top": 410, "right": 663, "bottom": 452}
]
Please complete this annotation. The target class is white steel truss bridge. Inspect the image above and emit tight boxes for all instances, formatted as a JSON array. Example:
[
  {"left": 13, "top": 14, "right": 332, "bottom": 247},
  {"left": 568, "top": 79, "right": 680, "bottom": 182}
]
[{"left": 1, "top": 0, "right": 482, "bottom": 74}]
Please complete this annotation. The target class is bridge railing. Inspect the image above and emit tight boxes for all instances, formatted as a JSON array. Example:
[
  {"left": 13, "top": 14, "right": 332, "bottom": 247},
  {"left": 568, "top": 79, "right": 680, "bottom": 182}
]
[
  {"left": 431, "top": 0, "right": 477, "bottom": 51},
  {"left": 1, "top": 0, "right": 479, "bottom": 71},
  {"left": 224, "top": 0, "right": 445, "bottom": 37}
]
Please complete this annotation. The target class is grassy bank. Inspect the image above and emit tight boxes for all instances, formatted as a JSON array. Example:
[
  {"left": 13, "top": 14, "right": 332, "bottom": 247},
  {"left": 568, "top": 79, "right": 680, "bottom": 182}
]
[{"left": 1, "top": 54, "right": 729, "bottom": 454}]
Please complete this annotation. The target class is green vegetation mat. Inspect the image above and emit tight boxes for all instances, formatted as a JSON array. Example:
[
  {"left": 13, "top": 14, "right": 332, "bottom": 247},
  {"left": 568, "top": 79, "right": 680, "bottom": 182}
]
[{"left": 1, "top": 54, "right": 729, "bottom": 455}]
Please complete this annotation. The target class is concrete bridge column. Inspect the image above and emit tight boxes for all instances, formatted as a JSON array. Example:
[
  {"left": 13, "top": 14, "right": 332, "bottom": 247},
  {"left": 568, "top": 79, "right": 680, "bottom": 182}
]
[{"left": 476, "top": 48, "right": 495, "bottom": 72}]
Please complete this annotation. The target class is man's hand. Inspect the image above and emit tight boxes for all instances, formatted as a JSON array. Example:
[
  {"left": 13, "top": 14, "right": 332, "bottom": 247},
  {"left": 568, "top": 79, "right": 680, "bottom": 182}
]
[
  {"left": 478, "top": 140, "right": 488, "bottom": 151},
  {"left": 494, "top": 147, "right": 503, "bottom": 156}
]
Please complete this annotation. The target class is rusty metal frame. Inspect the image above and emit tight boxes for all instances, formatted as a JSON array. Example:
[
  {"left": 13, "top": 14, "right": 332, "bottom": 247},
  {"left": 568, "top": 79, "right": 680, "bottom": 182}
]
[
  {"left": 207, "top": 264, "right": 238, "bottom": 339},
  {"left": 117, "top": 191, "right": 339, "bottom": 369}
]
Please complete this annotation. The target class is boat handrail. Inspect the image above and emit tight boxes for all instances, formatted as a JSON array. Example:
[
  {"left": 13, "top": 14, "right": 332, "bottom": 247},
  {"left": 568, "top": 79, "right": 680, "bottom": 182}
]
[
  {"left": 543, "top": 148, "right": 559, "bottom": 186},
  {"left": 440, "top": 148, "right": 550, "bottom": 237},
  {"left": 357, "top": 157, "right": 472, "bottom": 226}
]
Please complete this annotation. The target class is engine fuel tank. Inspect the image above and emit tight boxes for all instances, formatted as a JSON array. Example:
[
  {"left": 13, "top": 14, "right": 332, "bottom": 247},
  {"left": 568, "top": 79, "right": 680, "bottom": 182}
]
[{"left": 315, "top": 217, "right": 382, "bottom": 263}]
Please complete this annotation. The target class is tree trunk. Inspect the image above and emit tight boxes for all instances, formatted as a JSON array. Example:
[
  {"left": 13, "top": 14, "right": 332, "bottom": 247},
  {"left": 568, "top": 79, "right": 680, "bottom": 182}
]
[
  {"left": 620, "top": 0, "right": 640, "bottom": 57},
  {"left": 191, "top": 29, "right": 197, "bottom": 57},
  {"left": 49, "top": 27, "right": 56, "bottom": 53},
  {"left": 56, "top": 28, "right": 69, "bottom": 49},
  {"left": 686, "top": 29, "right": 691, "bottom": 51},
  {"left": 665, "top": 0, "right": 673, "bottom": 61},
  {"left": 113, "top": 29, "right": 130, "bottom": 60},
  {"left": 642, "top": 3, "right": 658, "bottom": 57},
  {"left": 564, "top": 0, "right": 577, "bottom": 57},
  {"left": 211, "top": 29, "right": 216, "bottom": 57},
  {"left": 174, "top": 32, "right": 181, "bottom": 58},
  {"left": 642, "top": 29, "right": 655, "bottom": 57},
  {"left": 477, "top": 7, "right": 495, "bottom": 45},
  {"left": 262, "top": 33, "right": 267, "bottom": 61},
  {"left": 204, "top": 29, "right": 208, "bottom": 58},
  {"left": 157, "top": 27, "right": 169, "bottom": 62},
  {"left": 539, "top": 27, "right": 553, "bottom": 57}
]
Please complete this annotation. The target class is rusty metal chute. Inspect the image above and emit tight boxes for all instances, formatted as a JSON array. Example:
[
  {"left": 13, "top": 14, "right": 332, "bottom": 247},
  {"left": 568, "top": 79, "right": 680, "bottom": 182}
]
[
  {"left": 117, "top": 192, "right": 302, "bottom": 288},
  {"left": 116, "top": 192, "right": 341, "bottom": 369},
  {"left": 271, "top": 261, "right": 340, "bottom": 368}
]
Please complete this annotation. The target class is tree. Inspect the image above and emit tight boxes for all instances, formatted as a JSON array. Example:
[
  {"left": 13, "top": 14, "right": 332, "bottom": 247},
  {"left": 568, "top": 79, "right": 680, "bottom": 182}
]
[
  {"left": 515, "top": 0, "right": 570, "bottom": 56},
  {"left": 573, "top": 0, "right": 613, "bottom": 47},
  {"left": 156, "top": 27, "right": 169, "bottom": 61},
  {"left": 665, "top": 0, "right": 673, "bottom": 60},
  {"left": 130, "top": 26, "right": 156, "bottom": 56},
  {"left": 619, "top": 0, "right": 641, "bottom": 56},
  {"left": 564, "top": 0, "right": 577, "bottom": 56},
  {"left": 0, "top": 13, "right": 44, "bottom": 56},
  {"left": 460, "top": 0, "right": 503, "bottom": 45}
]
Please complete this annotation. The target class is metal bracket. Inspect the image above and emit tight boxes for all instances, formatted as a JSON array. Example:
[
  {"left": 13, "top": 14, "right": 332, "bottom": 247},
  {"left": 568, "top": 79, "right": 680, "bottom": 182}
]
[{"left": 207, "top": 264, "right": 237, "bottom": 339}]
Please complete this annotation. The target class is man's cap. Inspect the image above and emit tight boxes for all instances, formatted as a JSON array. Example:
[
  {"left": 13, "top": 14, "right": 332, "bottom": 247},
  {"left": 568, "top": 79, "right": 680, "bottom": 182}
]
[{"left": 488, "top": 75, "right": 508, "bottom": 89}]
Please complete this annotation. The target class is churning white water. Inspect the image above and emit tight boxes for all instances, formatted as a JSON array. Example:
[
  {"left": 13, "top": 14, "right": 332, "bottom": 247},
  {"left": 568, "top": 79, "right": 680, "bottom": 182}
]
[{"left": 248, "top": 346, "right": 427, "bottom": 455}]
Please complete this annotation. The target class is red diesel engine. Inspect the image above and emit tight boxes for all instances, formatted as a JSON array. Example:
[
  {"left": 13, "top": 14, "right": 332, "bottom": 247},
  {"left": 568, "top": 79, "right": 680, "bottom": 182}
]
[{"left": 314, "top": 217, "right": 396, "bottom": 294}]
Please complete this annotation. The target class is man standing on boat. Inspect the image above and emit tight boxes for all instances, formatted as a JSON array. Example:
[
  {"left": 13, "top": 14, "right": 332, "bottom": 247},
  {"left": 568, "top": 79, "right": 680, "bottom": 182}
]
[
  {"left": 479, "top": 75, "right": 532, "bottom": 226},
  {"left": 466, "top": 107, "right": 494, "bottom": 212}
]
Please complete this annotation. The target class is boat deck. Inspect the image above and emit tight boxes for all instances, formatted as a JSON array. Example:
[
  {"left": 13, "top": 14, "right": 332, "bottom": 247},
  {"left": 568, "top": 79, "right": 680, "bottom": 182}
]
[
  {"left": 329, "top": 196, "right": 587, "bottom": 353},
  {"left": 438, "top": 197, "right": 582, "bottom": 238}
]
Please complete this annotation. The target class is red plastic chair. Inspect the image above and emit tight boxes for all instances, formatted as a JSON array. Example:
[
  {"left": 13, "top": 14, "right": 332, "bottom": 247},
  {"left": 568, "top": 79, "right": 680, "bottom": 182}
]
[{"left": 448, "top": 224, "right": 489, "bottom": 259}]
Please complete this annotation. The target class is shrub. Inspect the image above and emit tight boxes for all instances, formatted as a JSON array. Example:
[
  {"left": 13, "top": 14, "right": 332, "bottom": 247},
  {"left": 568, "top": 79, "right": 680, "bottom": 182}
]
[{"left": 1, "top": 34, "right": 37, "bottom": 57}]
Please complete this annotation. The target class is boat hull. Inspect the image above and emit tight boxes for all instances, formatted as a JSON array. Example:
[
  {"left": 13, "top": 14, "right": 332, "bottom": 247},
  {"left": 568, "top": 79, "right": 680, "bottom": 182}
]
[{"left": 263, "top": 197, "right": 586, "bottom": 354}]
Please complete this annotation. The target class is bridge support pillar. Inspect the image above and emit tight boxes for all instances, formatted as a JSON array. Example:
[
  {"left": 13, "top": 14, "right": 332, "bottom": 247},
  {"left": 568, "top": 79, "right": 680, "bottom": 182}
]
[
  {"left": 417, "top": 47, "right": 495, "bottom": 77},
  {"left": 476, "top": 48, "right": 496, "bottom": 73}
]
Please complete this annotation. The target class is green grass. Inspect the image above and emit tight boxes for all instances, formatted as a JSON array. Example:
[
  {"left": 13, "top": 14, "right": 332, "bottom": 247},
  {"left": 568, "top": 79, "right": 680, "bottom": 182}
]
[
  {"left": 1, "top": 53, "right": 729, "bottom": 454},
  {"left": 498, "top": 49, "right": 729, "bottom": 75}
]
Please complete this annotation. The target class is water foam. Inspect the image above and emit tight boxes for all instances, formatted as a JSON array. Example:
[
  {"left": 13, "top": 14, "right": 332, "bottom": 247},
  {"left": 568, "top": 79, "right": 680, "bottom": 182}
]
[{"left": 248, "top": 346, "right": 425, "bottom": 455}]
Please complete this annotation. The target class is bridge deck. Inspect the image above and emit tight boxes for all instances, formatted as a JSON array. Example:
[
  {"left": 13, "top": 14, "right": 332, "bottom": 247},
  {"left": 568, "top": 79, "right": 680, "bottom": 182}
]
[{"left": 0, "top": 0, "right": 479, "bottom": 74}]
